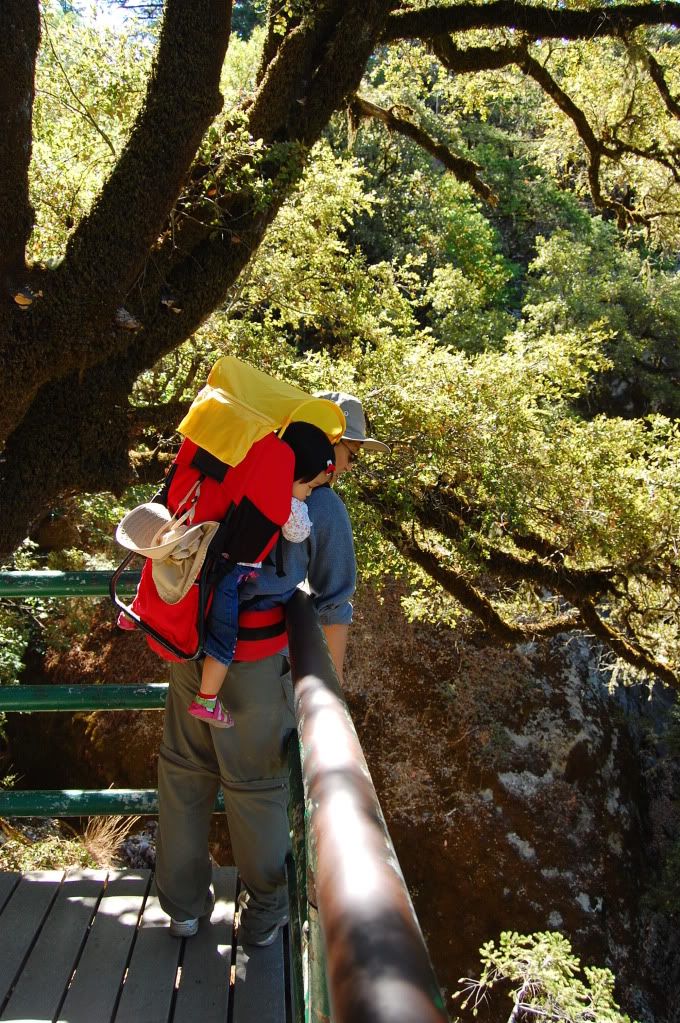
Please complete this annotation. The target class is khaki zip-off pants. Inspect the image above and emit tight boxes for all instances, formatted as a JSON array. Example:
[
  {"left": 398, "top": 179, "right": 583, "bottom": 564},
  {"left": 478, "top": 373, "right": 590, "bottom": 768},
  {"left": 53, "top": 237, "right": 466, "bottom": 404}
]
[{"left": 155, "top": 654, "right": 295, "bottom": 942}]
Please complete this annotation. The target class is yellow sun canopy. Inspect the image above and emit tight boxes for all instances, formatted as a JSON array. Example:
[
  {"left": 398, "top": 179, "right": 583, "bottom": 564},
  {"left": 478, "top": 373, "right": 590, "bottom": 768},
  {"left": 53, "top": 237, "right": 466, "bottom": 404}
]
[{"left": 177, "top": 356, "right": 346, "bottom": 467}]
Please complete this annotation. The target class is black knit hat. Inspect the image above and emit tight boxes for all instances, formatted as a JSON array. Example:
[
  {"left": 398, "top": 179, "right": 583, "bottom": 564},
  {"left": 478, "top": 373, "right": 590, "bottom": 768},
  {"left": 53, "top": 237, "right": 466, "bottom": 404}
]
[{"left": 279, "top": 421, "right": 335, "bottom": 483}]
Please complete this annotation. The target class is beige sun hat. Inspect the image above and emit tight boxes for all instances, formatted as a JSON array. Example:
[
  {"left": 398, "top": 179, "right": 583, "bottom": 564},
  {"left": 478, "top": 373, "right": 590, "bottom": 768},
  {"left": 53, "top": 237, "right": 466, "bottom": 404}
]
[
  {"left": 151, "top": 520, "right": 220, "bottom": 604},
  {"left": 115, "top": 502, "right": 209, "bottom": 560},
  {"left": 314, "top": 391, "right": 390, "bottom": 453},
  {"left": 115, "top": 495, "right": 218, "bottom": 560},
  {"left": 116, "top": 500, "right": 221, "bottom": 604}
]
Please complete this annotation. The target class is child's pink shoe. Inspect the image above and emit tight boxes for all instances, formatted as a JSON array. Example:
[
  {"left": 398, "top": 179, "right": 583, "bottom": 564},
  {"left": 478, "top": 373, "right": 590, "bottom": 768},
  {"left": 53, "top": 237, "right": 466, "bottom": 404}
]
[
  {"left": 188, "top": 699, "right": 234, "bottom": 728},
  {"left": 117, "top": 611, "right": 137, "bottom": 631}
]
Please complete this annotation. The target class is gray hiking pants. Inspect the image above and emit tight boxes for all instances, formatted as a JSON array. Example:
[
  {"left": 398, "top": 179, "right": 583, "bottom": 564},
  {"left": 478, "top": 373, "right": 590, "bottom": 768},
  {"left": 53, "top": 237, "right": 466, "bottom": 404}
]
[{"left": 155, "top": 654, "right": 295, "bottom": 942}]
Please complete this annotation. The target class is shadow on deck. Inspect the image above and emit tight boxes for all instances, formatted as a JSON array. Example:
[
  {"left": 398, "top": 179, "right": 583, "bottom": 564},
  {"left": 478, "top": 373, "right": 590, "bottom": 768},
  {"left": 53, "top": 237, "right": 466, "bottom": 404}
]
[{"left": 0, "top": 866, "right": 290, "bottom": 1023}]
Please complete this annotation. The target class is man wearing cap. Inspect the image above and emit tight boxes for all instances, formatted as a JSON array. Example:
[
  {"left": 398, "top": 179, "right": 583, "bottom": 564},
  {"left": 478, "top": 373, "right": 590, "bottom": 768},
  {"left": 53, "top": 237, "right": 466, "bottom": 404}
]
[{"left": 155, "top": 391, "right": 389, "bottom": 946}]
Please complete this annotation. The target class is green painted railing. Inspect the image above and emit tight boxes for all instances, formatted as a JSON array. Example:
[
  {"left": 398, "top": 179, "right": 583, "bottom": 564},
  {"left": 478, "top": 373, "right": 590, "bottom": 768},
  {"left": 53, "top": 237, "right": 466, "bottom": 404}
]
[
  {"left": 0, "top": 683, "right": 168, "bottom": 712},
  {"left": 0, "top": 571, "right": 164, "bottom": 817},
  {"left": 0, "top": 571, "right": 448, "bottom": 1022},
  {"left": 0, "top": 569, "right": 140, "bottom": 597},
  {"left": 0, "top": 789, "right": 222, "bottom": 817}
]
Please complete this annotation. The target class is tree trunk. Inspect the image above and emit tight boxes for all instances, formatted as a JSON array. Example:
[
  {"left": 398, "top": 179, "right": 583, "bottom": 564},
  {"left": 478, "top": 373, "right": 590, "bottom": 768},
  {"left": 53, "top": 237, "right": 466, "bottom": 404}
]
[{"left": 0, "top": 0, "right": 392, "bottom": 555}]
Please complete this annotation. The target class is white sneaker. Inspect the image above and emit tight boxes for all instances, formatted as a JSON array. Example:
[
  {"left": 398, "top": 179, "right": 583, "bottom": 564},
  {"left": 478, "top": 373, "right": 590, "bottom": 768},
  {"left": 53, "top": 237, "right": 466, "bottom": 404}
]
[{"left": 169, "top": 916, "right": 199, "bottom": 938}]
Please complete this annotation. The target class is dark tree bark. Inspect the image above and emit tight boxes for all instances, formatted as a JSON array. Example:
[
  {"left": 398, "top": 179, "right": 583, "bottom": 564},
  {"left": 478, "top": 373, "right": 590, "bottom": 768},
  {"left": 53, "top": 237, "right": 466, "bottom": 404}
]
[
  {"left": 1, "top": 0, "right": 232, "bottom": 444},
  {"left": 0, "top": 1, "right": 40, "bottom": 295},
  {"left": 383, "top": 2, "right": 680, "bottom": 43}
]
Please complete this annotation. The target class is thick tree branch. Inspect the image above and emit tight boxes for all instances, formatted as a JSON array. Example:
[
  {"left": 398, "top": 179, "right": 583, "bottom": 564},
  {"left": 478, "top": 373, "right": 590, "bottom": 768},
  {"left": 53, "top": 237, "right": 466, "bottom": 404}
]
[
  {"left": 0, "top": 0, "right": 232, "bottom": 449},
  {"left": 432, "top": 37, "right": 661, "bottom": 228},
  {"left": 361, "top": 478, "right": 616, "bottom": 602},
  {"left": 384, "top": 3, "right": 680, "bottom": 44},
  {"left": 517, "top": 49, "right": 651, "bottom": 227},
  {"left": 113, "top": 2, "right": 395, "bottom": 371},
  {"left": 296, "top": 0, "right": 394, "bottom": 145},
  {"left": 350, "top": 94, "right": 497, "bottom": 203},
  {"left": 577, "top": 598, "right": 678, "bottom": 687},
  {"left": 430, "top": 37, "right": 522, "bottom": 75},
  {"left": 0, "top": 0, "right": 40, "bottom": 293},
  {"left": 376, "top": 498, "right": 676, "bottom": 683},
  {"left": 643, "top": 48, "right": 680, "bottom": 120},
  {"left": 57, "top": 0, "right": 231, "bottom": 308},
  {"left": 382, "top": 514, "right": 582, "bottom": 642},
  {"left": 0, "top": 367, "right": 134, "bottom": 554}
]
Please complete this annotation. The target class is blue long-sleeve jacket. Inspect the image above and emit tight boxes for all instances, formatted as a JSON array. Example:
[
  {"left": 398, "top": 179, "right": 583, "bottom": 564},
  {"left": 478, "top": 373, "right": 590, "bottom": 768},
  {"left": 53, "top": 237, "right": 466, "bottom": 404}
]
[{"left": 238, "top": 485, "right": 356, "bottom": 625}]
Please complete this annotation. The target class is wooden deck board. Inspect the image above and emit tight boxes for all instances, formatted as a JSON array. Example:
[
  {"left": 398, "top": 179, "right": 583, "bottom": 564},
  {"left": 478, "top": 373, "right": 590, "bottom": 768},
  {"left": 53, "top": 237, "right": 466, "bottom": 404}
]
[
  {"left": 57, "top": 870, "right": 151, "bottom": 1023},
  {"left": 114, "top": 883, "right": 182, "bottom": 1023},
  {"left": 0, "top": 868, "right": 291, "bottom": 1023},
  {"left": 173, "top": 866, "right": 238, "bottom": 1023},
  {"left": 0, "top": 869, "right": 64, "bottom": 1011},
  {"left": 1, "top": 869, "right": 107, "bottom": 1022},
  {"left": 0, "top": 873, "right": 20, "bottom": 914},
  {"left": 233, "top": 931, "right": 287, "bottom": 1023}
]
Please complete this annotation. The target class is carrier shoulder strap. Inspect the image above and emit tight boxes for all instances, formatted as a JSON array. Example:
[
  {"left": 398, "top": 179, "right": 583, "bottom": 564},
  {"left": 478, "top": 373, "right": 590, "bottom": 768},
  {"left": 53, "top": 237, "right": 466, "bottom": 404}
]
[{"left": 190, "top": 446, "right": 229, "bottom": 482}]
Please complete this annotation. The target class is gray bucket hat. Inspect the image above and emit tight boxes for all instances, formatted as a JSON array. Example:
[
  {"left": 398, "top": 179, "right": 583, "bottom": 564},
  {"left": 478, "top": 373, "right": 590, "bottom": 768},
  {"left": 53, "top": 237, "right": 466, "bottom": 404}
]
[{"left": 314, "top": 391, "right": 390, "bottom": 453}]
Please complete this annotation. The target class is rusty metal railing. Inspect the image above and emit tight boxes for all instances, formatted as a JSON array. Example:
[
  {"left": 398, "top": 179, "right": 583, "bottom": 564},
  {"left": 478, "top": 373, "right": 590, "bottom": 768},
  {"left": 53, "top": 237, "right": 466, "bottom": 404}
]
[{"left": 286, "top": 591, "right": 449, "bottom": 1023}]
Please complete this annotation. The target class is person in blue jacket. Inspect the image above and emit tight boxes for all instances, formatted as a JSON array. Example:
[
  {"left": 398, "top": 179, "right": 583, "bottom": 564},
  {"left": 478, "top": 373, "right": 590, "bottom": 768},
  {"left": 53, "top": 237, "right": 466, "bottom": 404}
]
[{"left": 155, "top": 392, "right": 390, "bottom": 946}]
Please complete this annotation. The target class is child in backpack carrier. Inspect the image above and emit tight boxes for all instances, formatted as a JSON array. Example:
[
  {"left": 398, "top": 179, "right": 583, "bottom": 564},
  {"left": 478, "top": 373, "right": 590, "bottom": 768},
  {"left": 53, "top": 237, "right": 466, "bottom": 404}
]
[{"left": 188, "top": 421, "right": 335, "bottom": 727}]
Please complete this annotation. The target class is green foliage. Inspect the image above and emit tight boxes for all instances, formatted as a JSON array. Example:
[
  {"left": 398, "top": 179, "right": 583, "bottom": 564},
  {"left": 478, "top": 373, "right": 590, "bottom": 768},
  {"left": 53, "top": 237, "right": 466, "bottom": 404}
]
[
  {"left": 0, "top": 608, "right": 29, "bottom": 687},
  {"left": 0, "top": 836, "right": 96, "bottom": 872},
  {"left": 231, "top": 0, "right": 266, "bottom": 41},
  {"left": 453, "top": 931, "right": 635, "bottom": 1023},
  {"left": 524, "top": 222, "right": 680, "bottom": 416},
  {"left": 0, "top": 821, "right": 96, "bottom": 872},
  {"left": 30, "top": 1, "right": 152, "bottom": 262},
  {"left": 26, "top": 6, "right": 680, "bottom": 677}
]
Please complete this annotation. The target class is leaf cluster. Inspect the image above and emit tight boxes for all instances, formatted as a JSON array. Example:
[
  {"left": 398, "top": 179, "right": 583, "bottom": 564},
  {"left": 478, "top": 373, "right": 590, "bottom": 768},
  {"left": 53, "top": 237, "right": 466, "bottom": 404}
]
[{"left": 454, "top": 930, "right": 635, "bottom": 1023}]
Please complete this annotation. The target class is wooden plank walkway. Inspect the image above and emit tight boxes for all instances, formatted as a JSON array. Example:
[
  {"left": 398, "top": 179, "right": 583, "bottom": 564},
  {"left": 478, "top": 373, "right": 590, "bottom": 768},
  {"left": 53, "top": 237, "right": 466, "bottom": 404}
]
[{"left": 0, "top": 867, "right": 292, "bottom": 1023}]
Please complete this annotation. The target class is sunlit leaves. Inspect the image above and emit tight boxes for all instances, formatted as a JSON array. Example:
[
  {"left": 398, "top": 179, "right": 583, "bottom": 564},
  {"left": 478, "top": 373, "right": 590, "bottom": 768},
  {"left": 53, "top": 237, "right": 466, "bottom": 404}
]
[
  {"left": 30, "top": 1, "right": 152, "bottom": 261},
  {"left": 454, "top": 930, "right": 634, "bottom": 1023}
]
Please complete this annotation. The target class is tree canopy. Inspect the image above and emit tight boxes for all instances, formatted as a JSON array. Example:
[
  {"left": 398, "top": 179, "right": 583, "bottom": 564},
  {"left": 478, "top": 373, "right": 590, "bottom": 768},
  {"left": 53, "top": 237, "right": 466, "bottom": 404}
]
[{"left": 1, "top": 0, "right": 679, "bottom": 683}]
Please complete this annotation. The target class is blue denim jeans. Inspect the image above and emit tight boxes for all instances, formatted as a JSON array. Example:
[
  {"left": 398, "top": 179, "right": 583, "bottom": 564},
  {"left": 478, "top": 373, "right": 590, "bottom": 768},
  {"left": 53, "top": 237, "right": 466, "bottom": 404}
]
[{"left": 203, "top": 564, "right": 260, "bottom": 667}]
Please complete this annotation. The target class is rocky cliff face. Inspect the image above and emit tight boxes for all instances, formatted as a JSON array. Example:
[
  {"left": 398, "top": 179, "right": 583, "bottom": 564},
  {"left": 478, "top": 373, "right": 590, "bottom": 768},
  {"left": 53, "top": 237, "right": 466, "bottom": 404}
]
[
  {"left": 8, "top": 585, "right": 679, "bottom": 1021},
  {"left": 345, "top": 585, "right": 679, "bottom": 1022}
]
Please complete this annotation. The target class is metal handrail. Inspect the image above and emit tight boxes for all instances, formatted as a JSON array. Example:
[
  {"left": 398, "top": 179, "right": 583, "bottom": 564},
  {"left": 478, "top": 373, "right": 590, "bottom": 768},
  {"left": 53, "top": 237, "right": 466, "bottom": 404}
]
[
  {"left": 0, "top": 788, "right": 225, "bottom": 816},
  {"left": 0, "top": 683, "right": 168, "bottom": 712},
  {"left": 286, "top": 591, "right": 449, "bottom": 1023},
  {"left": 0, "top": 569, "right": 140, "bottom": 597}
]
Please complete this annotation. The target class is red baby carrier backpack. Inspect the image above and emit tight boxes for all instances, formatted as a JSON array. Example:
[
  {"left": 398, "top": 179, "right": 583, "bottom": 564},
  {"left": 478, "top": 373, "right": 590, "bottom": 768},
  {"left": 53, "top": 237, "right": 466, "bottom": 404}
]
[{"left": 110, "top": 357, "right": 345, "bottom": 660}]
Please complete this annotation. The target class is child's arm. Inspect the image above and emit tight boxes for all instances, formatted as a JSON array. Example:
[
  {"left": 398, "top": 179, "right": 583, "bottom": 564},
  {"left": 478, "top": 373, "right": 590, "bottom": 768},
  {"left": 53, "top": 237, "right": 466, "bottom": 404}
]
[{"left": 281, "top": 498, "right": 311, "bottom": 543}]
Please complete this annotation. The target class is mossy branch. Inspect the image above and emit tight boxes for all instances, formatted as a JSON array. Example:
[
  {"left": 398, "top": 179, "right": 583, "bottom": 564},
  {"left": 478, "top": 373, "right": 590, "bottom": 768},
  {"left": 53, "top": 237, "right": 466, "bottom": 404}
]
[
  {"left": 577, "top": 598, "right": 678, "bottom": 687},
  {"left": 350, "top": 94, "right": 497, "bottom": 204},
  {"left": 642, "top": 48, "right": 680, "bottom": 120},
  {"left": 384, "top": 3, "right": 680, "bottom": 44},
  {"left": 431, "top": 37, "right": 673, "bottom": 228},
  {"left": 1, "top": 0, "right": 233, "bottom": 448},
  {"left": 381, "top": 513, "right": 582, "bottom": 643}
]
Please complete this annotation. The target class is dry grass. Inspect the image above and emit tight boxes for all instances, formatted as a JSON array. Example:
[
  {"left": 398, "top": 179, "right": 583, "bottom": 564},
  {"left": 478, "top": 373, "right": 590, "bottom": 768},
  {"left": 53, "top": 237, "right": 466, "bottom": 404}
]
[{"left": 83, "top": 815, "right": 141, "bottom": 866}]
